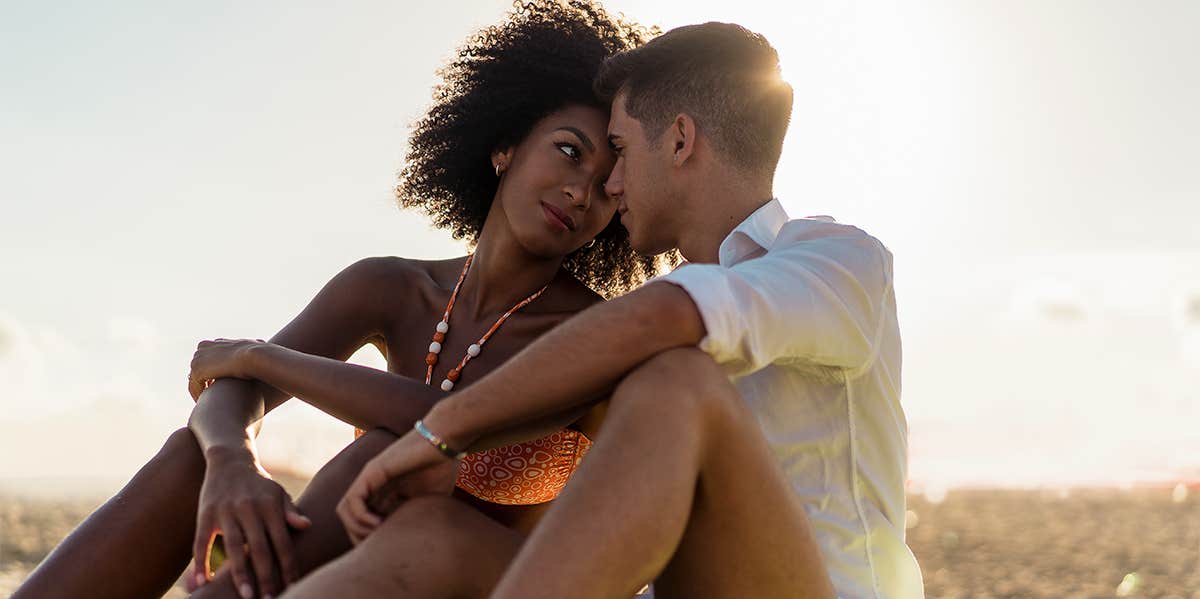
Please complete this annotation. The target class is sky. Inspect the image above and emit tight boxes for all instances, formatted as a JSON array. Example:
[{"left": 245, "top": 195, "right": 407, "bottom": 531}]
[{"left": 1, "top": 0, "right": 1197, "bottom": 492}]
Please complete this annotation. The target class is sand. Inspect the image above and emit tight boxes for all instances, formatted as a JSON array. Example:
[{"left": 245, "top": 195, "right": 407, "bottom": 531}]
[
  {"left": 2, "top": 486, "right": 1198, "bottom": 597},
  {"left": 907, "top": 487, "right": 1200, "bottom": 598}
]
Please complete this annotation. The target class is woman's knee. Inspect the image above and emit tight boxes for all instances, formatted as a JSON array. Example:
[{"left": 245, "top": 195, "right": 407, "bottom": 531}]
[{"left": 156, "top": 427, "right": 205, "bottom": 471}]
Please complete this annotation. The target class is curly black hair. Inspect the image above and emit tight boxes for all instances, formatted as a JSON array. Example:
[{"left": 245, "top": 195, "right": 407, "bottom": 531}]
[{"left": 396, "top": 0, "right": 679, "bottom": 297}]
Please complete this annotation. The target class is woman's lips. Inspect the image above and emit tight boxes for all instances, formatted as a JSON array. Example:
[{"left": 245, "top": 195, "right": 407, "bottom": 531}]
[{"left": 542, "top": 202, "right": 576, "bottom": 232}]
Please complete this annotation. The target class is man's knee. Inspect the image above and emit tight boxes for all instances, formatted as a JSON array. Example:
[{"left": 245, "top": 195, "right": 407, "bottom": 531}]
[{"left": 616, "top": 348, "right": 743, "bottom": 421}]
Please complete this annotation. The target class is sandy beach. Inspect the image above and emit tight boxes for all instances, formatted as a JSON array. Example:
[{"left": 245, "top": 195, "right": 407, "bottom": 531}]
[{"left": 3, "top": 483, "right": 1198, "bottom": 597}]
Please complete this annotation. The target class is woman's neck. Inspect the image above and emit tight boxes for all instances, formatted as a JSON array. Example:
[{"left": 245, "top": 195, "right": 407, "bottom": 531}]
[{"left": 458, "top": 217, "right": 562, "bottom": 320}]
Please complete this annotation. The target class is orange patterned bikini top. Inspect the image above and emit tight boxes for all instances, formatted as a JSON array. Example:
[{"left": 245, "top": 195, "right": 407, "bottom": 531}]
[
  {"left": 455, "top": 429, "right": 592, "bottom": 505},
  {"left": 353, "top": 426, "right": 593, "bottom": 505}
]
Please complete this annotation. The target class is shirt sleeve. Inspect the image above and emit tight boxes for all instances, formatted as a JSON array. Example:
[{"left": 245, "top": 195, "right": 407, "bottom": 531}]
[{"left": 656, "top": 223, "right": 892, "bottom": 378}]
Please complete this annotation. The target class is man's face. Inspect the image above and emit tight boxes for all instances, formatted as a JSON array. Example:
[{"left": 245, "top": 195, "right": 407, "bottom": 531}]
[{"left": 604, "top": 94, "right": 678, "bottom": 255}]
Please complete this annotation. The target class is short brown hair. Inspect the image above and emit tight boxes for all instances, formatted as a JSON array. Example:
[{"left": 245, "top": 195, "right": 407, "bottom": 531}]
[{"left": 594, "top": 22, "right": 793, "bottom": 177}]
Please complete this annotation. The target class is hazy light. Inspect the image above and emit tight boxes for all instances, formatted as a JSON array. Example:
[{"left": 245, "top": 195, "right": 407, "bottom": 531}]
[{"left": 1, "top": 0, "right": 1197, "bottom": 487}]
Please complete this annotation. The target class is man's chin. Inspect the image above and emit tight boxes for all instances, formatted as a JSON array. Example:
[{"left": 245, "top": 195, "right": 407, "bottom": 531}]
[{"left": 629, "top": 235, "right": 672, "bottom": 257}]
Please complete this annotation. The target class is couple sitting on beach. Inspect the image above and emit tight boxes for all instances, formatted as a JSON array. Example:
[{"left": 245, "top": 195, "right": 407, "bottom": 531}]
[{"left": 17, "top": 2, "right": 923, "bottom": 598}]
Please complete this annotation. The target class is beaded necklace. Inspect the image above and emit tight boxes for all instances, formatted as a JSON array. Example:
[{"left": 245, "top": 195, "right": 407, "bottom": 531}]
[
  {"left": 424, "top": 254, "right": 549, "bottom": 392},
  {"left": 355, "top": 255, "right": 548, "bottom": 438}
]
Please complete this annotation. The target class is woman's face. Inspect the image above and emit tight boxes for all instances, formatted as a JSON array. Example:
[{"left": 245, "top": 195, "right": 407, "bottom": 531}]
[{"left": 494, "top": 104, "right": 618, "bottom": 258}]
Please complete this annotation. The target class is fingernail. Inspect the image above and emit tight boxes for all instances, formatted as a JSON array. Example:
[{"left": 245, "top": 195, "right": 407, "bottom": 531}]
[
  {"left": 239, "top": 583, "right": 254, "bottom": 599},
  {"left": 195, "top": 572, "right": 207, "bottom": 586}
]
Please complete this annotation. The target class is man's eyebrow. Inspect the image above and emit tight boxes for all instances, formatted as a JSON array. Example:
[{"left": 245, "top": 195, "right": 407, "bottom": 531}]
[{"left": 555, "top": 126, "right": 595, "bottom": 153}]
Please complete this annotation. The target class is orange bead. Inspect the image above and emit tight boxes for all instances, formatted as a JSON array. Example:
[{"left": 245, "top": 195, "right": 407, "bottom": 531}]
[
  {"left": 447, "top": 369, "right": 461, "bottom": 382},
  {"left": 425, "top": 353, "right": 438, "bottom": 366},
  {"left": 433, "top": 332, "right": 445, "bottom": 343}
]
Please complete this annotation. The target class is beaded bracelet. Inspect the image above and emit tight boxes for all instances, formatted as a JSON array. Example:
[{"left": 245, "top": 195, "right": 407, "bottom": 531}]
[{"left": 414, "top": 420, "right": 467, "bottom": 460}]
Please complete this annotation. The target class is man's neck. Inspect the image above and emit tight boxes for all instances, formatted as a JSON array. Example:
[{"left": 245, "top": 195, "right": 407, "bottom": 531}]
[{"left": 676, "top": 175, "right": 774, "bottom": 264}]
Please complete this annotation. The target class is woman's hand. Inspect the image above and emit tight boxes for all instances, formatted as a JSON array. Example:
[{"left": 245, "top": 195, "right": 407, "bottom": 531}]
[
  {"left": 189, "top": 338, "right": 264, "bottom": 401},
  {"left": 336, "top": 431, "right": 458, "bottom": 544},
  {"left": 189, "top": 446, "right": 312, "bottom": 598}
]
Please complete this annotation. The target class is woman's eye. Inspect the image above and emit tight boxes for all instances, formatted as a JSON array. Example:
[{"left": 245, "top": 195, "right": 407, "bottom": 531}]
[{"left": 556, "top": 143, "right": 581, "bottom": 161}]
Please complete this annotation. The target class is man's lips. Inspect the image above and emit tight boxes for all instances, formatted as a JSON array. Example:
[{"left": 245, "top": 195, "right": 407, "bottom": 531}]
[{"left": 542, "top": 202, "right": 576, "bottom": 232}]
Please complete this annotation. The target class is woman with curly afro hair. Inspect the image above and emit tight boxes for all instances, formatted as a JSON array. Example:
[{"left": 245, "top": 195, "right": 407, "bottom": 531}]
[{"left": 12, "top": 3, "right": 668, "bottom": 599}]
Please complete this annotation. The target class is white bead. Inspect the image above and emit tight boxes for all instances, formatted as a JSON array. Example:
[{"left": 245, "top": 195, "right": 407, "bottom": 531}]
[
  {"left": 436, "top": 321, "right": 450, "bottom": 334},
  {"left": 467, "top": 343, "right": 481, "bottom": 357},
  {"left": 429, "top": 341, "right": 442, "bottom": 354},
  {"left": 440, "top": 379, "right": 454, "bottom": 391}
]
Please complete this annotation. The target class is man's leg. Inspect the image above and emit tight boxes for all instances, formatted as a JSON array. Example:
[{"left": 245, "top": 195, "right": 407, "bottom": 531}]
[
  {"left": 490, "top": 348, "right": 836, "bottom": 599},
  {"left": 278, "top": 495, "right": 523, "bottom": 599}
]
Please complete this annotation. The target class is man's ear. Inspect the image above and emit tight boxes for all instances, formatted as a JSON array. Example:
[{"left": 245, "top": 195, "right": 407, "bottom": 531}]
[
  {"left": 491, "top": 147, "right": 515, "bottom": 174},
  {"left": 668, "top": 113, "right": 697, "bottom": 167}
]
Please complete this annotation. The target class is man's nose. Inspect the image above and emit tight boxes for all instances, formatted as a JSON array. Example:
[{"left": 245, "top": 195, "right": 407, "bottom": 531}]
[{"left": 604, "top": 173, "right": 623, "bottom": 199}]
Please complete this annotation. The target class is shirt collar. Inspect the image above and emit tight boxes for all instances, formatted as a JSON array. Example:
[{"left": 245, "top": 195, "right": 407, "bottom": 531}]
[{"left": 717, "top": 198, "right": 790, "bottom": 266}]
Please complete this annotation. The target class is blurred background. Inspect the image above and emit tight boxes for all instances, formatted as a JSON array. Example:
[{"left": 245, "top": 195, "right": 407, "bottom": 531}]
[{"left": 2, "top": 0, "right": 1197, "bottom": 596}]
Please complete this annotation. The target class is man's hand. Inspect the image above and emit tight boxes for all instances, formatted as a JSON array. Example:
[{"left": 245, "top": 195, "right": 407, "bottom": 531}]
[
  {"left": 188, "top": 339, "right": 264, "bottom": 401},
  {"left": 336, "top": 431, "right": 458, "bottom": 544},
  {"left": 189, "top": 446, "right": 311, "bottom": 598}
]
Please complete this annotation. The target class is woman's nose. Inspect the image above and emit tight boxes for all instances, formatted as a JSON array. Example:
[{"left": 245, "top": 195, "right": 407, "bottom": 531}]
[{"left": 565, "top": 181, "right": 591, "bottom": 212}]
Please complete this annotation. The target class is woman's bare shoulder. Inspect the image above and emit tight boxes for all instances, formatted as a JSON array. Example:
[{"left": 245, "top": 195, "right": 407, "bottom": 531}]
[
  {"left": 335, "top": 256, "right": 467, "bottom": 290},
  {"left": 323, "top": 256, "right": 467, "bottom": 318}
]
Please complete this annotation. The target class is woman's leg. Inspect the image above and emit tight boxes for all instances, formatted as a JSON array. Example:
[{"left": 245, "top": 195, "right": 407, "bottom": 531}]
[
  {"left": 278, "top": 495, "right": 523, "bottom": 599},
  {"left": 15, "top": 427, "right": 400, "bottom": 599},
  {"left": 13, "top": 427, "right": 206, "bottom": 599}
]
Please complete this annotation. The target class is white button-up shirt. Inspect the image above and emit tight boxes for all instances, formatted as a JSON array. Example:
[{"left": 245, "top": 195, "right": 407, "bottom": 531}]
[{"left": 657, "top": 199, "right": 924, "bottom": 599}]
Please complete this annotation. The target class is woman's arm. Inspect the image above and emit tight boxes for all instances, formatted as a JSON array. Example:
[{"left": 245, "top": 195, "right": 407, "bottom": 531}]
[
  {"left": 187, "top": 257, "right": 404, "bottom": 454},
  {"left": 219, "top": 341, "right": 441, "bottom": 433},
  {"left": 185, "top": 257, "right": 414, "bottom": 597},
  {"left": 193, "top": 338, "right": 590, "bottom": 448}
]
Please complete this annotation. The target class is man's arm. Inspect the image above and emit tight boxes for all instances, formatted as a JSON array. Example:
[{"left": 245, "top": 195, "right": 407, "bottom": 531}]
[
  {"left": 658, "top": 227, "right": 889, "bottom": 377},
  {"left": 425, "top": 225, "right": 890, "bottom": 449},
  {"left": 424, "top": 281, "right": 705, "bottom": 449}
]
